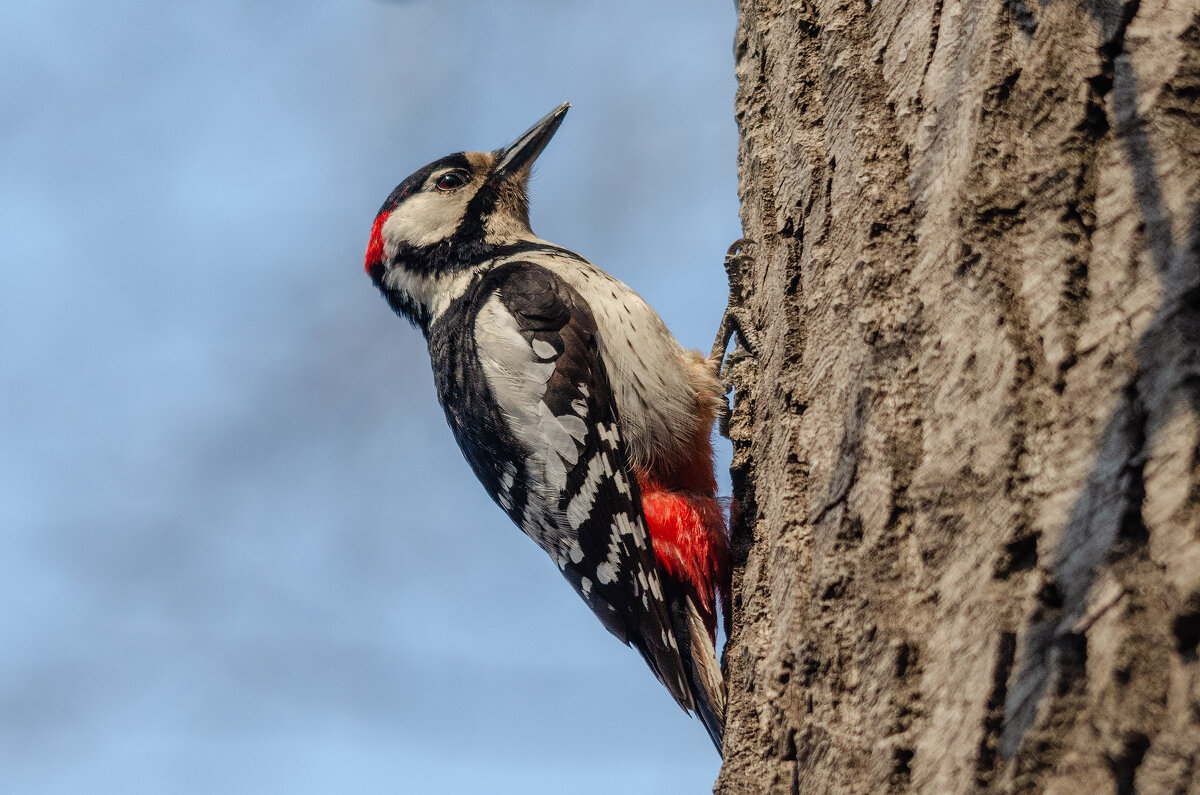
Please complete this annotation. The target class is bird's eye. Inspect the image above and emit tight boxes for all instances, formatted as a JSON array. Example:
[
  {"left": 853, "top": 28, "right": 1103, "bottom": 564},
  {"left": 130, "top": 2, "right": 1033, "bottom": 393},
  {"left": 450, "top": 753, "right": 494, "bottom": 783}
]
[{"left": 435, "top": 172, "right": 467, "bottom": 191}]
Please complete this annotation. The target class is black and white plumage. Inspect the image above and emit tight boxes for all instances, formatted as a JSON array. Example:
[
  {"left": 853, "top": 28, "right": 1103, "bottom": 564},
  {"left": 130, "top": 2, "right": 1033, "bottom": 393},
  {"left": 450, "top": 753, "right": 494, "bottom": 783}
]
[
  {"left": 364, "top": 104, "right": 728, "bottom": 750},
  {"left": 431, "top": 261, "right": 691, "bottom": 704}
]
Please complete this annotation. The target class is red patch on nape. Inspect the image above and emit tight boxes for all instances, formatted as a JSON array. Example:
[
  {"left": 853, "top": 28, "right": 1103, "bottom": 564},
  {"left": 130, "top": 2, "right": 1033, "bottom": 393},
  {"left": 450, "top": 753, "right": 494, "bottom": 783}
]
[
  {"left": 364, "top": 211, "right": 388, "bottom": 274},
  {"left": 638, "top": 475, "right": 730, "bottom": 641}
]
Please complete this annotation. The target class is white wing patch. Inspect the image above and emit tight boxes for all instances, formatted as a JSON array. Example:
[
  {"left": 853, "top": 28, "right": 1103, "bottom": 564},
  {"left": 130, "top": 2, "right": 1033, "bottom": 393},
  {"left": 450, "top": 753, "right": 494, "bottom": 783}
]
[
  {"left": 536, "top": 401, "right": 587, "bottom": 488},
  {"left": 566, "top": 452, "right": 609, "bottom": 530},
  {"left": 596, "top": 560, "right": 618, "bottom": 585},
  {"left": 597, "top": 422, "right": 621, "bottom": 450},
  {"left": 531, "top": 339, "right": 557, "bottom": 359},
  {"left": 597, "top": 514, "right": 636, "bottom": 586},
  {"left": 498, "top": 462, "right": 517, "bottom": 511},
  {"left": 475, "top": 294, "right": 592, "bottom": 548}
]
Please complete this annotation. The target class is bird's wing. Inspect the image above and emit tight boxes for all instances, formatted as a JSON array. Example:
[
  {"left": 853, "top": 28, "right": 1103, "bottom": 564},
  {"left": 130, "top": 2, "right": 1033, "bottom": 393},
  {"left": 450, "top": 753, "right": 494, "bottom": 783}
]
[{"left": 469, "top": 261, "right": 693, "bottom": 709}]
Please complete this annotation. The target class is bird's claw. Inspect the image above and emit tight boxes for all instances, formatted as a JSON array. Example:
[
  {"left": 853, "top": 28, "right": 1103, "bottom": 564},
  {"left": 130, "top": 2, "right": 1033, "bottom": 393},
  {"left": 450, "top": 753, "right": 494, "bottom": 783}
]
[{"left": 711, "top": 239, "right": 759, "bottom": 438}]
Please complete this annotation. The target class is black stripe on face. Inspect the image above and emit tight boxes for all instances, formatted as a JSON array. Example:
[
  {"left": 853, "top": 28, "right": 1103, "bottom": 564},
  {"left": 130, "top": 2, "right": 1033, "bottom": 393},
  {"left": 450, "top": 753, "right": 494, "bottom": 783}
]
[
  {"left": 377, "top": 152, "right": 474, "bottom": 215},
  {"left": 454, "top": 166, "right": 506, "bottom": 244}
]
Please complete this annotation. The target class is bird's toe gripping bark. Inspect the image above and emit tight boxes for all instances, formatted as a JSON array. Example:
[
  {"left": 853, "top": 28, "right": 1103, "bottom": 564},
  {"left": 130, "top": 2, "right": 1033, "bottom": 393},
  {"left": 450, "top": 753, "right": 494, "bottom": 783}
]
[{"left": 711, "top": 238, "right": 759, "bottom": 438}]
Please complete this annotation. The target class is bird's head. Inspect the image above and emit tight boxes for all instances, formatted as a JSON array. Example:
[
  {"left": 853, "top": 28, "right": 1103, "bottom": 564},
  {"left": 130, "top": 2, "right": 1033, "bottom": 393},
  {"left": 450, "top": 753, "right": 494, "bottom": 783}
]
[{"left": 364, "top": 103, "right": 569, "bottom": 328}]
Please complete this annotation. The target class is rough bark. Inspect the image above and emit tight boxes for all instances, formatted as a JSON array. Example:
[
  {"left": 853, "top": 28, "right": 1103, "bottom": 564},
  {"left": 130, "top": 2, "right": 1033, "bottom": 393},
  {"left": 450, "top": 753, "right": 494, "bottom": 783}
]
[{"left": 717, "top": 0, "right": 1200, "bottom": 791}]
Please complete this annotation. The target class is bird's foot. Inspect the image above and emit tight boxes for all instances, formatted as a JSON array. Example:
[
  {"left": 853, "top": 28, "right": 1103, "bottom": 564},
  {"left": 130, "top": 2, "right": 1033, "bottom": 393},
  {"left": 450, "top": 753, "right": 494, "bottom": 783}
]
[{"left": 711, "top": 239, "right": 759, "bottom": 439}]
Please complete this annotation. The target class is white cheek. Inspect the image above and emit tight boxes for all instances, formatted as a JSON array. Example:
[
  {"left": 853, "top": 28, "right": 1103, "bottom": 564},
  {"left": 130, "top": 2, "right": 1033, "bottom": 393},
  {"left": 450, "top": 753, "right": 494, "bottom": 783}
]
[{"left": 383, "top": 190, "right": 471, "bottom": 248}]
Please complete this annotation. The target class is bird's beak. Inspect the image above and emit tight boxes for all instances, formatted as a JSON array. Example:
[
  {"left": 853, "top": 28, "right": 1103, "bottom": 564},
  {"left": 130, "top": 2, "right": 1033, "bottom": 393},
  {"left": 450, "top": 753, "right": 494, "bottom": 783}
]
[{"left": 494, "top": 102, "right": 570, "bottom": 178}]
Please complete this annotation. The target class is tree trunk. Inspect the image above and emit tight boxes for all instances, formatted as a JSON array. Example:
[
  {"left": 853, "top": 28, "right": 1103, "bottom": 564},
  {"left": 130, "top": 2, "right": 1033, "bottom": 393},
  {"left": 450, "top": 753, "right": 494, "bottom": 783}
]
[{"left": 716, "top": 0, "right": 1200, "bottom": 791}]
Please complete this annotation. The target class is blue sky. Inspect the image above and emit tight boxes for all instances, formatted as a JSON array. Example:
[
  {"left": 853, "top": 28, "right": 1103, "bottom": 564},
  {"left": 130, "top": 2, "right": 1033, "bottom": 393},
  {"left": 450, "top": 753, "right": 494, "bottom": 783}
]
[{"left": 1, "top": 1, "right": 740, "bottom": 791}]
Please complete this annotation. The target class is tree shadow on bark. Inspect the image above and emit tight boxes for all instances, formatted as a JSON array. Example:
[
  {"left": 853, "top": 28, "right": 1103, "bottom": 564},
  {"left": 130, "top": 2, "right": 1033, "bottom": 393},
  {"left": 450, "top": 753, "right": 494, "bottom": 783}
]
[{"left": 1000, "top": 27, "right": 1200, "bottom": 766}]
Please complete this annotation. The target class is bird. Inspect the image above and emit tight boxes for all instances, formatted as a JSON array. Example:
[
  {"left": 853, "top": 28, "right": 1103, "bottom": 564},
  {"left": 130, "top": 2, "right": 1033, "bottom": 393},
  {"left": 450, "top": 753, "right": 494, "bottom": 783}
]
[{"left": 363, "top": 103, "right": 731, "bottom": 751}]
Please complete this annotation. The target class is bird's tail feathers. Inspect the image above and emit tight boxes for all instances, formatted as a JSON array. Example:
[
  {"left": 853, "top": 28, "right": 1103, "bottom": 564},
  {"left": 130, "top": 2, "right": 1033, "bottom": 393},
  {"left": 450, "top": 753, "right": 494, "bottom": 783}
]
[{"left": 681, "top": 592, "right": 725, "bottom": 753}]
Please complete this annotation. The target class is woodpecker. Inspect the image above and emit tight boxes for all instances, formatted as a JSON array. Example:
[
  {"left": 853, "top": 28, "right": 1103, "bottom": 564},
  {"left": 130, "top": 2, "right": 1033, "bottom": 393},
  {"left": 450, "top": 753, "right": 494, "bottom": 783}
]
[{"left": 364, "top": 103, "right": 731, "bottom": 751}]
